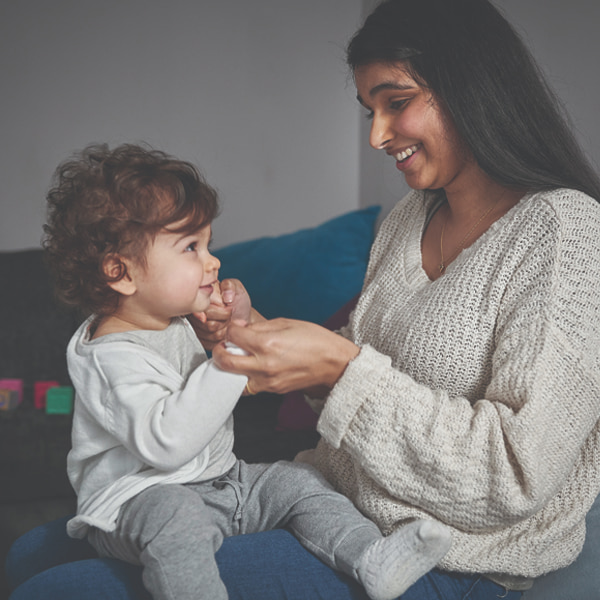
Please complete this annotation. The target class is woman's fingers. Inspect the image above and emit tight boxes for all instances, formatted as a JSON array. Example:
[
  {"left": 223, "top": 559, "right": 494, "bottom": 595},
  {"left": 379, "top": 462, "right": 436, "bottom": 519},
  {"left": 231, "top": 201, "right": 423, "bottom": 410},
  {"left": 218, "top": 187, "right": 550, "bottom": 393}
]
[{"left": 212, "top": 318, "right": 359, "bottom": 394}]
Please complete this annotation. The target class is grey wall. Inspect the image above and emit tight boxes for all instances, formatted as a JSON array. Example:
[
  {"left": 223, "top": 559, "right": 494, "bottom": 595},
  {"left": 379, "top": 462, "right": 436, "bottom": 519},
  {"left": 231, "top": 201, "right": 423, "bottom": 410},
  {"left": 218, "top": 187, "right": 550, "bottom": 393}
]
[
  {"left": 358, "top": 0, "right": 600, "bottom": 220},
  {"left": 0, "top": 0, "right": 362, "bottom": 251},
  {"left": 2, "top": 1, "right": 598, "bottom": 252}
]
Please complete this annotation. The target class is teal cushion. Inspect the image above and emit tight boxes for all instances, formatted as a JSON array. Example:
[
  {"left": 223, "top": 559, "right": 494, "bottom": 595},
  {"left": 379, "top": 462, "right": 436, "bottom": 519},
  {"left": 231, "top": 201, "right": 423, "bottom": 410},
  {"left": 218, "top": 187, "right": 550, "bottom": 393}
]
[{"left": 214, "top": 206, "right": 380, "bottom": 324}]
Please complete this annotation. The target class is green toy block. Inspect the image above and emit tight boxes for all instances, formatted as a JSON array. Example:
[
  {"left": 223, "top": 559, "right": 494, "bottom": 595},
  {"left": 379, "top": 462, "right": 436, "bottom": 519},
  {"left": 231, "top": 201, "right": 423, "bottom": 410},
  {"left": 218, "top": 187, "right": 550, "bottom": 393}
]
[{"left": 45, "top": 386, "right": 74, "bottom": 414}]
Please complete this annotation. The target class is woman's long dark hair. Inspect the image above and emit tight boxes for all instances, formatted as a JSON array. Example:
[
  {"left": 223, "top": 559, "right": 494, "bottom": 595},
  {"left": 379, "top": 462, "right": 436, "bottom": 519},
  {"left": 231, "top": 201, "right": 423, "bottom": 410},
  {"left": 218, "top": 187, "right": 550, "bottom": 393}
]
[{"left": 347, "top": 0, "right": 600, "bottom": 201}]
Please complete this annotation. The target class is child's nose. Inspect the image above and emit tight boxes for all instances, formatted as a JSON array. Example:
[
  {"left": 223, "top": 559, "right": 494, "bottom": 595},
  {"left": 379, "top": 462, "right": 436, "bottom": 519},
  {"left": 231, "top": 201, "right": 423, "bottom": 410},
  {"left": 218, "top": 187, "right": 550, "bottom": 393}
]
[{"left": 207, "top": 253, "right": 220, "bottom": 272}]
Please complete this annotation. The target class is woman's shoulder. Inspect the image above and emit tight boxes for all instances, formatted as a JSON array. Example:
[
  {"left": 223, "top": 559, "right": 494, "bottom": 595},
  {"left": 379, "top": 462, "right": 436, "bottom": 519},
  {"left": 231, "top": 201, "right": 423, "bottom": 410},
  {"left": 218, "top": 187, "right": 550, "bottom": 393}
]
[
  {"left": 526, "top": 187, "right": 600, "bottom": 221},
  {"left": 500, "top": 188, "right": 600, "bottom": 245},
  {"left": 512, "top": 188, "right": 600, "bottom": 281}
]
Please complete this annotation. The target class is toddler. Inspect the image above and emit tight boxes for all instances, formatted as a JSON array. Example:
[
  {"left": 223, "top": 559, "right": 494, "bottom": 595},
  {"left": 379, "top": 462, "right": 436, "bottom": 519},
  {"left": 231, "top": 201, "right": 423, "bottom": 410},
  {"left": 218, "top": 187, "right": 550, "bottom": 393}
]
[{"left": 43, "top": 142, "right": 451, "bottom": 600}]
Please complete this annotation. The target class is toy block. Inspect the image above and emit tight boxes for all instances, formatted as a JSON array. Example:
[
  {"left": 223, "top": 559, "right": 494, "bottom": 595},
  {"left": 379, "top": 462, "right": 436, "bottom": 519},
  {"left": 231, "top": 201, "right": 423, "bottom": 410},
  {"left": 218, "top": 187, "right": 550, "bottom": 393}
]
[
  {"left": 0, "top": 388, "right": 19, "bottom": 410},
  {"left": 45, "top": 386, "right": 74, "bottom": 415},
  {"left": 34, "top": 380, "right": 60, "bottom": 409},
  {"left": 0, "top": 379, "right": 23, "bottom": 405}
]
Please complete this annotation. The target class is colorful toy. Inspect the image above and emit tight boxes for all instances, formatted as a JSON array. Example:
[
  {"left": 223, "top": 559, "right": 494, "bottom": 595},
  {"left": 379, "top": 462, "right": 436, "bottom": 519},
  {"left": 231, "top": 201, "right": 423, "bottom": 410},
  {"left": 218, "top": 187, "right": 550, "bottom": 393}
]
[
  {"left": 45, "top": 386, "right": 74, "bottom": 415},
  {"left": 0, "top": 388, "right": 19, "bottom": 410},
  {"left": 0, "top": 379, "right": 23, "bottom": 405},
  {"left": 34, "top": 380, "right": 61, "bottom": 409}
]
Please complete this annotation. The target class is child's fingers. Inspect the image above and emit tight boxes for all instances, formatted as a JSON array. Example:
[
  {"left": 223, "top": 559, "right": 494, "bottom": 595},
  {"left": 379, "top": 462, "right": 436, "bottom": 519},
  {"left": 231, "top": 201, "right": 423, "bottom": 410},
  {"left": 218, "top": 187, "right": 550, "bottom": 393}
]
[
  {"left": 222, "top": 288, "right": 235, "bottom": 305},
  {"left": 220, "top": 278, "right": 244, "bottom": 305},
  {"left": 209, "top": 281, "right": 225, "bottom": 306},
  {"left": 203, "top": 319, "right": 229, "bottom": 334},
  {"left": 203, "top": 304, "right": 232, "bottom": 322}
]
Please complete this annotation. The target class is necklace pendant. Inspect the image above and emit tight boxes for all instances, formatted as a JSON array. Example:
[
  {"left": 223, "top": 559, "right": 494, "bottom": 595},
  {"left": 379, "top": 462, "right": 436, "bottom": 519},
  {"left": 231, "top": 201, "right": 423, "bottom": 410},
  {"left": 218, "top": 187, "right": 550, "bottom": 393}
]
[{"left": 439, "top": 263, "right": 446, "bottom": 273}]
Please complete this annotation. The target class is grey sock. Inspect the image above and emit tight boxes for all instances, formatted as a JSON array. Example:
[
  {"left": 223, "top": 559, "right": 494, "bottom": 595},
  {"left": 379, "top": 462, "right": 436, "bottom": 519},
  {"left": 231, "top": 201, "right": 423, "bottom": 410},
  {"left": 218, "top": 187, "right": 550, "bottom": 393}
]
[{"left": 356, "top": 519, "right": 452, "bottom": 600}]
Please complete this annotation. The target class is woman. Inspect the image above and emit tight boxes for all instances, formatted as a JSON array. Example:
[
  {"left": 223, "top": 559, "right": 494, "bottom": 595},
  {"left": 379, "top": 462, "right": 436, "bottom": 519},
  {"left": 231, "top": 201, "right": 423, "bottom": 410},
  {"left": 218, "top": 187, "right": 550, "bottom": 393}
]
[
  {"left": 7, "top": 0, "right": 600, "bottom": 598},
  {"left": 210, "top": 0, "right": 600, "bottom": 597}
]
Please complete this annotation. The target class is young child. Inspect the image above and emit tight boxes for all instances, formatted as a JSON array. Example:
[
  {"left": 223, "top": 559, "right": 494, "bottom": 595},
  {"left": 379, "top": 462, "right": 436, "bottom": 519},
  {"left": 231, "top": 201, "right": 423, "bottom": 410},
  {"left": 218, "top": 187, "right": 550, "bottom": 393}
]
[{"left": 43, "top": 142, "right": 451, "bottom": 600}]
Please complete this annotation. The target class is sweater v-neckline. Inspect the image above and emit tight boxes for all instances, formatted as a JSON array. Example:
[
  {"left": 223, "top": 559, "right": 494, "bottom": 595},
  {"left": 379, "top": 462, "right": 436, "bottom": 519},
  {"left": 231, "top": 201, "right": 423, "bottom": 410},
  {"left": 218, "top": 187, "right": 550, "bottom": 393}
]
[{"left": 405, "top": 190, "right": 533, "bottom": 286}]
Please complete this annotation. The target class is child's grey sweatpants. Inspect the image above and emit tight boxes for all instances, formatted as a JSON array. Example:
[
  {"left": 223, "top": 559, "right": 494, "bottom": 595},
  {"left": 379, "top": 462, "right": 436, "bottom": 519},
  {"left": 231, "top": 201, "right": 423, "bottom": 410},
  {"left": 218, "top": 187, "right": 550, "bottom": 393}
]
[{"left": 88, "top": 459, "right": 382, "bottom": 600}]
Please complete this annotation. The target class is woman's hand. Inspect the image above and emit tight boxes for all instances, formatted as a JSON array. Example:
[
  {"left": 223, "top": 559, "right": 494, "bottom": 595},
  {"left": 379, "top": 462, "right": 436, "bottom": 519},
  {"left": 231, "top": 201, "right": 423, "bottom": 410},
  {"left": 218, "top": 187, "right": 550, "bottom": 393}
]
[
  {"left": 212, "top": 318, "right": 360, "bottom": 394},
  {"left": 189, "top": 279, "right": 261, "bottom": 351}
]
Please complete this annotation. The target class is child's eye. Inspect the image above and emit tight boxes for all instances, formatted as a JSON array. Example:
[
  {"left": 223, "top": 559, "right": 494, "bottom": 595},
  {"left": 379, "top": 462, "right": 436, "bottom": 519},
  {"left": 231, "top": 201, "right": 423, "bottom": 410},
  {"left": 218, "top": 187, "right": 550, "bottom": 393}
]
[{"left": 185, "top": 242, "right": 197, "bottom": 252}]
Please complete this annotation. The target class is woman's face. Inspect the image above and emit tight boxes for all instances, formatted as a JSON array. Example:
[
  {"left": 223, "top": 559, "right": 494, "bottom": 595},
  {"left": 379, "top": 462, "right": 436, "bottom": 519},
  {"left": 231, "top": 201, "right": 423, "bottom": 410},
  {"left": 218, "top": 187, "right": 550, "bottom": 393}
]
[{"left": 354, "top": 61, "right": 475, "bottom": 192}]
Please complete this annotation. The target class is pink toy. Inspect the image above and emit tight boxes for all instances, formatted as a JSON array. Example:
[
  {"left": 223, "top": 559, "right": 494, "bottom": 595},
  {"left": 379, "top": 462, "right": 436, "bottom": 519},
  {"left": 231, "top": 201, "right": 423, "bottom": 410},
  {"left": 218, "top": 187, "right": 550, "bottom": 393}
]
[
  {"left": 34, "top": 380, "right": 60, "bottom": 409},
  {"left": 0, "top": 379, "right": 23, "bottom": 405}
]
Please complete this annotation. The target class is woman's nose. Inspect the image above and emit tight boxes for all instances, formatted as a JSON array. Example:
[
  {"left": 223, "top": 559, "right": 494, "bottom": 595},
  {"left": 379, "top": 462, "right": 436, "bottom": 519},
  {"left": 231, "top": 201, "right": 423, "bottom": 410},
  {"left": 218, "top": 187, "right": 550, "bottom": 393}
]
[{"left": 369, "top": 113, "right": 393, "bottom": 150}]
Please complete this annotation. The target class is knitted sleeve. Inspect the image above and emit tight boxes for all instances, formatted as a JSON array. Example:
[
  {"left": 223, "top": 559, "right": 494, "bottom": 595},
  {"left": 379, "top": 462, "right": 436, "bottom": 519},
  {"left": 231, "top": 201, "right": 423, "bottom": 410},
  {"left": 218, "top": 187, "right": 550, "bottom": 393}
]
[{"left": 318, "top": 191, "right": 600, "bottom": 531}]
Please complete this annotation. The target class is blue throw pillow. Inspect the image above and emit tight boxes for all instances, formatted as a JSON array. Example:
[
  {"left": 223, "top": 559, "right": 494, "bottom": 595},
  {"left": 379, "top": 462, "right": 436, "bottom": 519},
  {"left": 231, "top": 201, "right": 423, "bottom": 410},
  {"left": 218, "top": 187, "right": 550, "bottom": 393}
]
[{"left": 213, "top": 206, "right": 380, "bottom": 324}]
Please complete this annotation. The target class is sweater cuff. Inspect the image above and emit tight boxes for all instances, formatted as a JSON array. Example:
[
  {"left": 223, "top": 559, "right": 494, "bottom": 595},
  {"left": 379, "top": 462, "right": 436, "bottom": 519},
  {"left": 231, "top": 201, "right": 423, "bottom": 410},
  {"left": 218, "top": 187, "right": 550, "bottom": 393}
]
[{"left": 317, "top": 345, "right": 391, "bottom": 449}]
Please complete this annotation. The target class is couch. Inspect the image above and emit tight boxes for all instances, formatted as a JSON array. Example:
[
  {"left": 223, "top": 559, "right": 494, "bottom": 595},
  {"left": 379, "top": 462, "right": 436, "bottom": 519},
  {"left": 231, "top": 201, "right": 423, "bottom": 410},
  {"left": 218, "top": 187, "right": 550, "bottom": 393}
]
[{"left": 3, "top": 206, "right": 599, "bottom": 599}]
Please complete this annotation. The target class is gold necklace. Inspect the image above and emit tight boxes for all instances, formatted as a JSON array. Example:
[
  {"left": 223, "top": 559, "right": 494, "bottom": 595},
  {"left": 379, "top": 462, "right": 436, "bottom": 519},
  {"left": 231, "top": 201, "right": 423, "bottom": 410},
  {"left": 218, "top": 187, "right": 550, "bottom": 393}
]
[{"left": 438, "top": 195, "right": 501, "bottom": 274}]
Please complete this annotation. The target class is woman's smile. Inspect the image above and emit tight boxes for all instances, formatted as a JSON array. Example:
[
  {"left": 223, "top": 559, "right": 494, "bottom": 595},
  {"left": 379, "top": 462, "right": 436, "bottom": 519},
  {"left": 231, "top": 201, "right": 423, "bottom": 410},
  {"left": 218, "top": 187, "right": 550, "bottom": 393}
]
[
  {"left": 393, "top": 143, "right": 421, "bottom": 171},
  {"left": 394, "top": 143, "right": 420, "bottom": 163}
]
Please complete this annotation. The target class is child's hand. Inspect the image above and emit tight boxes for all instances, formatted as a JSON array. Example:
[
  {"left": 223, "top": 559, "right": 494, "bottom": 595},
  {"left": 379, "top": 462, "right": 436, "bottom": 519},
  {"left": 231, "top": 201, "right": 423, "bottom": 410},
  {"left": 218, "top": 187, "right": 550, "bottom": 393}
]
[
  {"left": 189, "top": 279, "right": 252, "bottom": 350},
  {"left": 219, "top": 279, "right": 252, "bottom": 324}
]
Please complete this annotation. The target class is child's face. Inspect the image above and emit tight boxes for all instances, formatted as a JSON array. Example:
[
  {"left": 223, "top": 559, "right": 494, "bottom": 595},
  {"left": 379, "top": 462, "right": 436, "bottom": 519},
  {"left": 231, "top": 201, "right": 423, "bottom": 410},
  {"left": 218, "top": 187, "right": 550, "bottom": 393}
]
[{"left": 127, "top": 221, "right": 220, "bottom": 327}]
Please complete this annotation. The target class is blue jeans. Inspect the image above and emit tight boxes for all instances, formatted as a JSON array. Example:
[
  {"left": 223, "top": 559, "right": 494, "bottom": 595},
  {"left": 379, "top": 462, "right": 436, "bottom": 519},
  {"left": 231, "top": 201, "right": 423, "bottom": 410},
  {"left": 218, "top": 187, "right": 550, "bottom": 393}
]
[{"left": 6, "top": 516, "right": 520, "bottom": 600}]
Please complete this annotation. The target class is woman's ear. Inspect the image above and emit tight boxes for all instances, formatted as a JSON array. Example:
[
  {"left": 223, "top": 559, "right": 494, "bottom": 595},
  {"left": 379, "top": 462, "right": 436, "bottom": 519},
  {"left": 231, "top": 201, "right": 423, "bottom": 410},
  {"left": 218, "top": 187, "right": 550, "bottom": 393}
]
[{"left": 103, "top": 254, "right": 137, "bottom": 296}]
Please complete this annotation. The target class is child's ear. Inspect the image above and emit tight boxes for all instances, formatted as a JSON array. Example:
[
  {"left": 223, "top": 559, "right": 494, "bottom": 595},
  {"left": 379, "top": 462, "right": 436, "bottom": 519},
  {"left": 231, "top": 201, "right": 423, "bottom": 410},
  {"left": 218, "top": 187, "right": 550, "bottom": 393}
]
[{"left": 103, "top": 254, "right": 137, "bottom": 296}]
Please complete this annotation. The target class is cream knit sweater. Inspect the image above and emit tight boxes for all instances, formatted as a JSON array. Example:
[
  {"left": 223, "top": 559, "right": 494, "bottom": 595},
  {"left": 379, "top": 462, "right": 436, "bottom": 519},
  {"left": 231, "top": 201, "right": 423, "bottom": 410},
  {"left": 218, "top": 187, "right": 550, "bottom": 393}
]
[{"left": 303, "top": 188, "right": 600, "bottom": 588}]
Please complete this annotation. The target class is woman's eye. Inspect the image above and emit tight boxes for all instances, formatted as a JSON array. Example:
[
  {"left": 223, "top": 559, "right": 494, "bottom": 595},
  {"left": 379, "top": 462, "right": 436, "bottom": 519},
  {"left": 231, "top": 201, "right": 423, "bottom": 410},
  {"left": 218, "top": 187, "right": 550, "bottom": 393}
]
[
  {"left": 390, "top": 99, "right": 409, "bottom": 111},
  {"left": 362, "top": 99, "right": 407, "bottom": 120}
]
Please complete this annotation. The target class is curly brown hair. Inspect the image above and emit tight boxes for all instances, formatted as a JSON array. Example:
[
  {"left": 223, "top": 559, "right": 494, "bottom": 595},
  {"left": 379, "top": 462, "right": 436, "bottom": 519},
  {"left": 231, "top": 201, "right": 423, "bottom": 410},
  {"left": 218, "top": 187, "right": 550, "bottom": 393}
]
[{"left": 43, "top": 143, "right": 219, "bottom": 316}]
